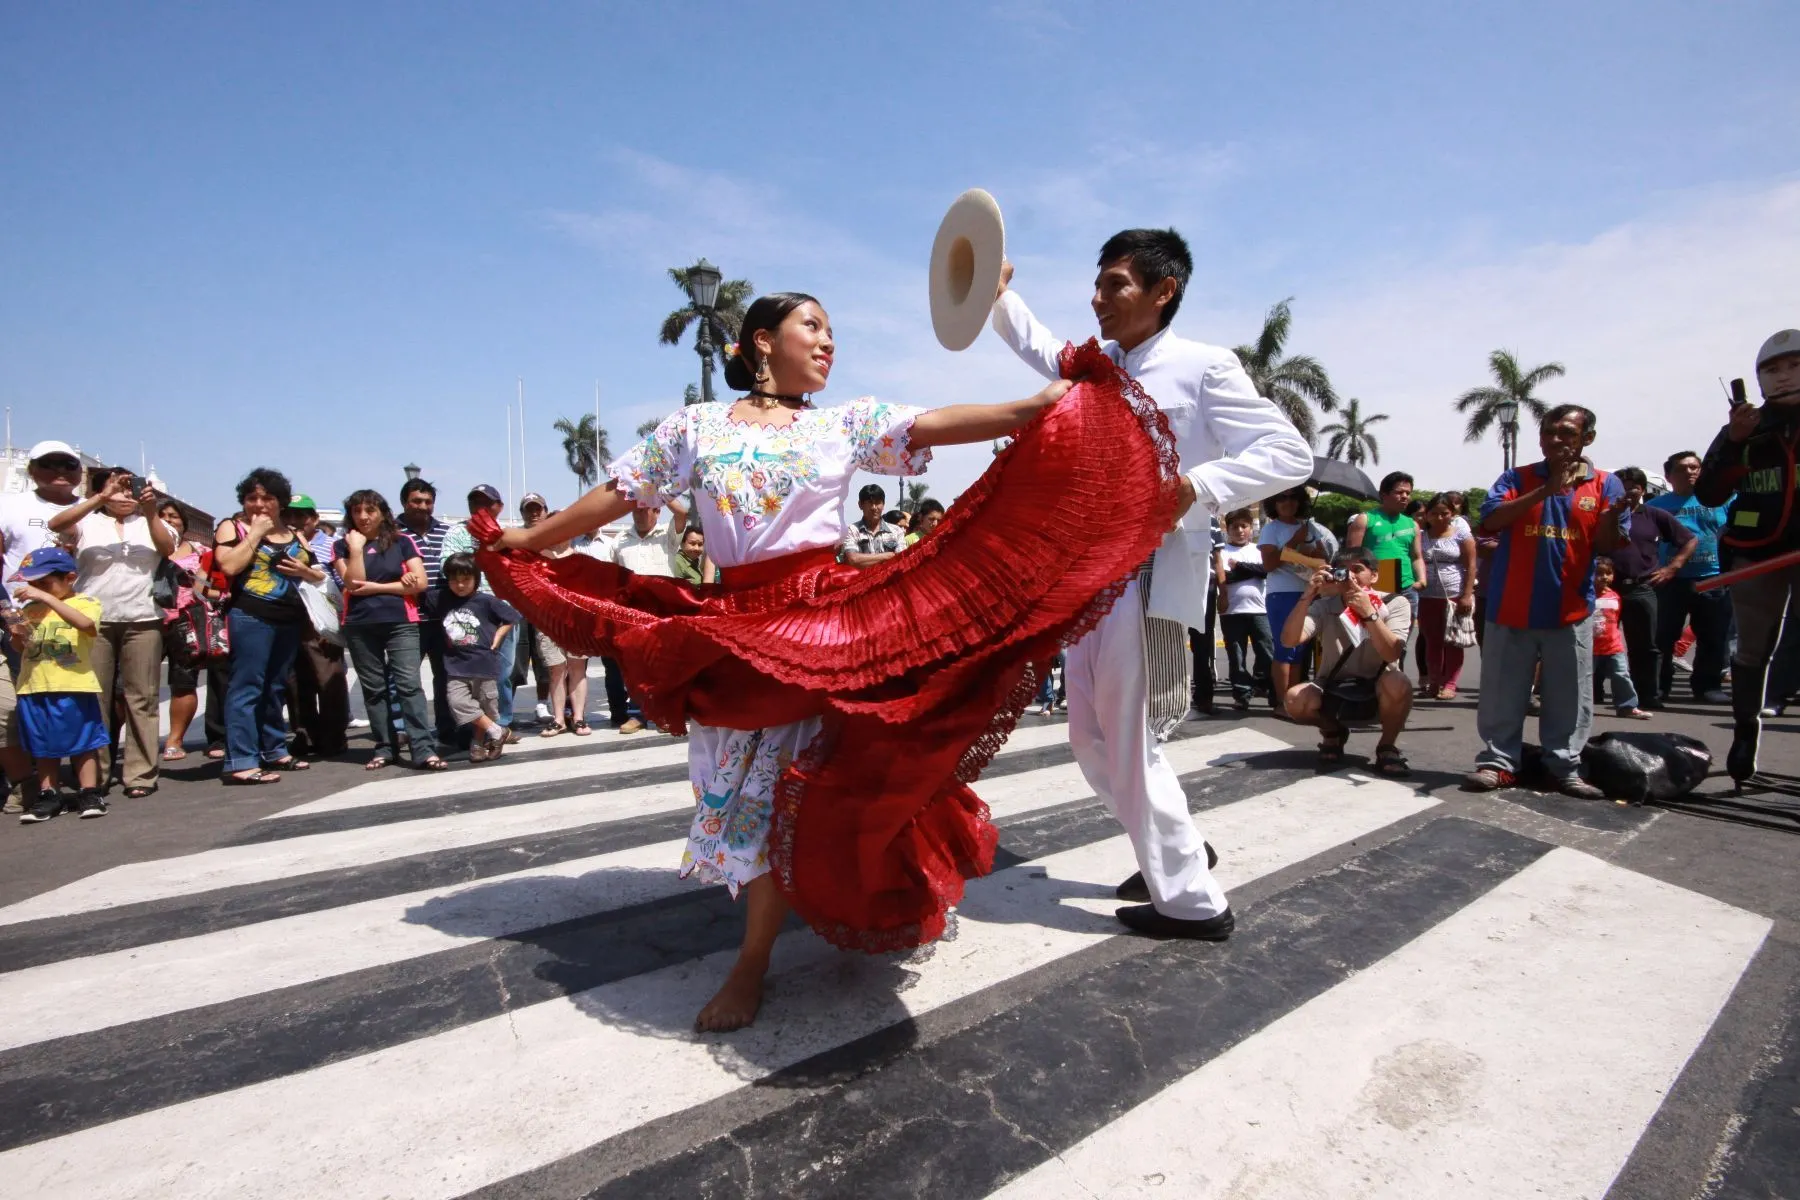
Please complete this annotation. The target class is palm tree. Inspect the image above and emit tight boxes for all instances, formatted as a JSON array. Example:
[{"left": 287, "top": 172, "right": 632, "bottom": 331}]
[
  {"left": 1234, "top": 298, "right": 1338, "bottom": 444},
  {"left": 635, "top": 417, "right": 662, "bottom": 439},
  {"left": 553, "top": 414, "right": 608, "bottom": 494},
  {"left": 659, "top": 268, "right": 754, "bottom": 352},
  {"left": 901, "top": 482, "right": 930, "bottom": 513},
  {"left": 1453, "top": 350, "right": 1564, "bottom": 444},
  {"left": 1319, "top": 398, "right": 1387, "bottom": 467}
]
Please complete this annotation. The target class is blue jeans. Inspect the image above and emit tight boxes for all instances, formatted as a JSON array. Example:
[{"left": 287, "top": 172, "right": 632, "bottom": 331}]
[
  {"left": 496, "top": 625, "right": 518, "bottom": 727},
  {"left": 1594, "top": 650, "right": 1639, "bottom": 713},
  {"left": 1476, "top": 617, "right": 1594, "bottom": 780},
  {"left": 344, "top": 622, "right": 436, "bottom": 763},
  {"left": 224, "top": 608, "right": 303, "bottom": 774}
]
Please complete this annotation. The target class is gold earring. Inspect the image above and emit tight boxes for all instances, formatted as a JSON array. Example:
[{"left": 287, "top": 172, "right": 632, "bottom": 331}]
[{"left": 754, "top": 347, "right": 771, "bottom": 386}]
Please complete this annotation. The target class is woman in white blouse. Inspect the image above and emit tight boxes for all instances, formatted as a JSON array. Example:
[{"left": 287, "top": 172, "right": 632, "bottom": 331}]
[{"left": 48, "top": 469, "right": 176, "bottom": 798}]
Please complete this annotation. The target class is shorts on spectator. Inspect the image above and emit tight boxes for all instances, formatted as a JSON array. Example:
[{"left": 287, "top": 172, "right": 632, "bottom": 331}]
[
  {"left": 164, "top": 621, "right": 199, "bottom": 694},
  {"left": 1266, "top": 591, "right": 1309, "bottom": 665},
  {"left": 0, "top": 665, "right": 18, "bottom": 751},
  {"left": 540, "top": 635, "right": 584, "bottom": 669},
  {"left": 446, "top": 677, "right": 501, "bottom": 728},
  {"left": 17, "top": 693, "right": 111, "bottom": 760}
]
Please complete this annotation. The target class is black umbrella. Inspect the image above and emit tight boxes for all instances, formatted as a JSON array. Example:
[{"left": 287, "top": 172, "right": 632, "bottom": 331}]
[{"left": 1308, "top": 456, "right": 1377, "bottom": 500}]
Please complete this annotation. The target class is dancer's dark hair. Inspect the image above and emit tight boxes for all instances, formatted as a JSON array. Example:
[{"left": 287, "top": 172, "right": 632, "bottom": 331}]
[
  {"left": 1097, "top": 228, "right": 1192, "bottom": 328},
  {"left": 723, "top": 292, "right": 821, "bottom": 392},
  {"left": 343, "top": 488, "right": 400, "bottom": 553}
]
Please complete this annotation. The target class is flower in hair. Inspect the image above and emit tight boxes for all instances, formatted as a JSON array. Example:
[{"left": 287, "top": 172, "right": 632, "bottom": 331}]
[{"left": 723, "top": 342, "right": 740, "bottom": 360}]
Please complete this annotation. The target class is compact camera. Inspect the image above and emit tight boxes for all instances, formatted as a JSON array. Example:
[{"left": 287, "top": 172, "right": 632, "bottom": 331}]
[{"left": 1330, "top": 567, "right": 1349, "bottom": 582}]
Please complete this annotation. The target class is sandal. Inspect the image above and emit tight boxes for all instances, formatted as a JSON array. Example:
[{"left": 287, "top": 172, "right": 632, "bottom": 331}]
[
  {"left": 1620, "top": 708, "right": 1653, "bottom": 720},
  {"left": 417, "top": 757, "right": 448, "bottom": 771},
  {"left": 1375, "top": 744, "right": 1412, "bottom": 777},
  {"left": 1317, "top": 735, "right": 1347, "bottom": 765},
  {"left": 1437, "top": 686, "right": 1458, "bottom": 701},
  {"left": 223, "top": 770, "right": 280, "bottom": 786},
  {"left": 539, "top": 723, "right": 567, "bottom": 738},
  {"left": 124, "top": 786, "right": 158, "bottom": 799},
  {"left": 572, "top": 722, "right": 592, "bottom": 736},
  {"left": 364, "top": 755, "right": 392, "bottom": 772},
  {"left": 267, "top": 757, "right": 310, "bottom": 772},
  {"left": 161, "top": 745, "right": 188, "bottom": 761},
  {"left": 205, "top": 746, "right": 226, "bottom": 760}
]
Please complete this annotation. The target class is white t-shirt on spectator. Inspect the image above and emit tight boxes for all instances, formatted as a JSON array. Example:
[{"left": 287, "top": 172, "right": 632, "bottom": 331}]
[
  {"left": 608, "top": 526, "right": 680, "bottom": 578},
  {"left": 1258, "top": 518, "right": 1339, "bottom": 594},
  {"left": 0, "top": 490, "right": 75, "bottom": 598},
  {"left": 74, "top": 511, "right": 176, "bottom": 623},
  {"left": 1217, "top": 541, "right": 1268, "bottom": 615}
]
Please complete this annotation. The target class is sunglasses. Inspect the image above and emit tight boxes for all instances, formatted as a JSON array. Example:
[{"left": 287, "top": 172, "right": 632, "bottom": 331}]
[{"left": 33, "top": 457, "right": 81, "bottom": 472}]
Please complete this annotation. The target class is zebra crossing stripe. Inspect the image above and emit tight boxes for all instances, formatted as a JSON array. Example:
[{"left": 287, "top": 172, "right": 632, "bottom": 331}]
[
  {"left": 0, "top": 731, "right": 1289, "bottom": 1055},
  {"left": 0, "top": 728, "right": 1281, "bottom": 930},
  {"left": 0, "top": 773, "right": 1436, "bottom": 1196},
  {"left": 989, "top": 847, "right": 1770, "bottom": 1200}
]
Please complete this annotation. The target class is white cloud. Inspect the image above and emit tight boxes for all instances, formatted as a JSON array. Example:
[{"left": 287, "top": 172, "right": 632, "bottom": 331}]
[{"left": 547, "top": 149, "right": 1800, "bottom": 513}]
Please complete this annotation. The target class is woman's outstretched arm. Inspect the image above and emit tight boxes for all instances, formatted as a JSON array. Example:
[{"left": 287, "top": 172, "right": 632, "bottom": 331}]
[
  {"left": 491, "top": 482, "right": 637, "bottom": 553},
  {"left": 909, "top": 380, "right": 1071, "bottom": 448}
]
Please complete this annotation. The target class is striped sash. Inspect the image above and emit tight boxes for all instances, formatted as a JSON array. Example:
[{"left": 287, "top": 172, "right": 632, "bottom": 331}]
[{"left": 1140, "top": 557, "right": 1192, "bottom": 741}]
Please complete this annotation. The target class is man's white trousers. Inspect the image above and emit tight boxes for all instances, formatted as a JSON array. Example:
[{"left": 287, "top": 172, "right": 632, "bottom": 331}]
[{"left": 1064, "top": 576, "right": 1229, "bottom": 920}]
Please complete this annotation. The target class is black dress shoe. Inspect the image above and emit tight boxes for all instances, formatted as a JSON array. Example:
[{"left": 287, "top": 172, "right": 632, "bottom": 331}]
[
  {"left": 1116, "top": 903, "right": 1235, "bottom": 940},
  {"left": 1115, "top": 842, "right": 1219, "bottom": 902}
]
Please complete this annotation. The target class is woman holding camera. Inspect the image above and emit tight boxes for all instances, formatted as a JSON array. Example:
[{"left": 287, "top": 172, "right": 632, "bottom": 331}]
[{"left": 49, "top": 468, "right": 177, "bottom": 798}]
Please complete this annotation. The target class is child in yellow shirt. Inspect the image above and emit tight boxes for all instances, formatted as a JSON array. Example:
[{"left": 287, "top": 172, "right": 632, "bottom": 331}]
[{"left": 9, "top": 548, "right": 110, "bottom": 822}]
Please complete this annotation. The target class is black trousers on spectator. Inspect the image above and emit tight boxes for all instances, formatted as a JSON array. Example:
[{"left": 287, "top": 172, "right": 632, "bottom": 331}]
[
  {"left": 1616, "top": 579, "right": 1661, "bottom": 707},
  {"left": 203, "top": 661, "right": 230, "bottom": 750},
  {"left": 1654, "top": 577, "right": 1732, "bottom": 699},
  {"left": 1188, "top": 591, "right": 1218, "bottom": 711},
  {"left": 1220, "top": 612, "right": 1274, "bottom": 704},
  {"left": 288, "top": 631, "right": 350, "bottom": 757},
  {"left": 601, "top": 656, "right": 634, "bottom": 727},
  {"left": 420, "top": 618, "right": 456, "bottom": 741}
]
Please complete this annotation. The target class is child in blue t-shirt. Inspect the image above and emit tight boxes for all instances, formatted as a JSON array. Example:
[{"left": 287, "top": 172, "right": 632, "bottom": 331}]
[{"left": 438, "top": 554, "right": 520, "bottom": 762}]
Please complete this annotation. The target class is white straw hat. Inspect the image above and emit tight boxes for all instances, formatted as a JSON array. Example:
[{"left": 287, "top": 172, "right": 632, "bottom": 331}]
[{"left": 928, "top": 189, "right": 1005, "bottom": 352}]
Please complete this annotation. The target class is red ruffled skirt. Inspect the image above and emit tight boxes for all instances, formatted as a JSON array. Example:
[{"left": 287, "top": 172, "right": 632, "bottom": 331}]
[{"left": 474, "top": 340, "right": 1178, "bottom": 951}]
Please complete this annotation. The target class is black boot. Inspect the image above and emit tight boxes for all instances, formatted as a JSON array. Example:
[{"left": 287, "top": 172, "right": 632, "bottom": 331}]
[{"left": 1728, "top": 658, "right": 1768, "bottom": 786}]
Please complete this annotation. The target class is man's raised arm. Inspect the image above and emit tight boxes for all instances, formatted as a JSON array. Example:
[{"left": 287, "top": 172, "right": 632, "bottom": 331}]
[{"left": 990, "top": 283, "right": 1064, "bottom": 382}]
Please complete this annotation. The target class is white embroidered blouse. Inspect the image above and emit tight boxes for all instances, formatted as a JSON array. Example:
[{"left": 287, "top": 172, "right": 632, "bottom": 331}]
[{"left": 607, "top": 399, "right": 930, "bottom": 569}]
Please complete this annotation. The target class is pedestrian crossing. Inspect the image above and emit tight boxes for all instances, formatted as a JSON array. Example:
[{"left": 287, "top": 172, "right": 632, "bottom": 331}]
[{"left": 0, "top": 717, "right": 1774, "bottom": 1199}]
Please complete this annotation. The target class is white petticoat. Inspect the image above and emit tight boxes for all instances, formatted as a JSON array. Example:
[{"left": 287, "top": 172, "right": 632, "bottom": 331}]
[{"left": 678, "top": 717, "right": 823, "bottom": 895}]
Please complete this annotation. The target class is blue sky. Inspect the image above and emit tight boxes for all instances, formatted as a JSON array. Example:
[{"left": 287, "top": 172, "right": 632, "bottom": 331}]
[{"left": 4, "top": 1, "right": 1797, "bottom": 521}]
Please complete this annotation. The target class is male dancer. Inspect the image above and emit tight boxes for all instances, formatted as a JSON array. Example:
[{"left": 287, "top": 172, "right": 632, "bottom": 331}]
[{"left": 993, "top": 230, "right": 1311, "bottom": 938}]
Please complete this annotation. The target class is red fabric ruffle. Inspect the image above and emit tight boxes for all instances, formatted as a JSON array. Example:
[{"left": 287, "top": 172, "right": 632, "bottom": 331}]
[{"left": 474, "top": 339, "right": 1178, "bottom": 951}]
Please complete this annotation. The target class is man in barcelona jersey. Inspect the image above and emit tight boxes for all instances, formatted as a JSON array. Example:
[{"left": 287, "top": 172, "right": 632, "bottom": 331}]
[{"left": 1464, "top": 404, "right": 1629, "bottom": 799}]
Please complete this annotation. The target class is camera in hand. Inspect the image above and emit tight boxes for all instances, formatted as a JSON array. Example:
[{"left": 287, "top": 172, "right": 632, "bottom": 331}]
[{"left": 1330, "top": 567, "right": 1349, "bottom": 582}]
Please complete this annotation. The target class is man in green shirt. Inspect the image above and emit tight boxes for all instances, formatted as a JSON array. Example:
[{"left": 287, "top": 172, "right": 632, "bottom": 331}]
[{"left": 1347, "top": 471, "right": 1427, "bottom": 677}]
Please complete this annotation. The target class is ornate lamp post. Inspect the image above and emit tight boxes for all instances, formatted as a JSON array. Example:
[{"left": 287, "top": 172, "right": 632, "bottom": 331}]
[
  {"left": 1495, "top": 399, "right": 1520, "bottom": 474},
  {"left": 403, "top": 462, "right": 423, "bottom": 482},
  {"left": 684, "top": 258, "right": 723, "bottom": 406}
]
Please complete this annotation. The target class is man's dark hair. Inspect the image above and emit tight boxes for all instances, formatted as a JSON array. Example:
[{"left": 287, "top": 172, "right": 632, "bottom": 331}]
[
  {"left": 1541, "top": 403, "right": 1597, "bottom": 437},
  {"left": 1663, "top": 449, "right": 1701, "bottom": 473},
  {"left": 1332, "top": 545, "right": 1378, "bottom": 572},
  {"left": 1224, "top": 507, "right": 1255, "bottom": 525},
  {"left": 1378, "top": 471, "right": 1413, "bottom": 495},
  {"left": 442, "top": 552, "right": 479, "bottom": 579},
  {"left": 236, "top": 467, "right": 293, "bottom": 509},
  {"left": 1616, "top": 466, "right": 1648, "bottom": 490},
  {"left": 1098, "top": 228, "right": 1192, "bottom": 329},
  {"left": 858, "top": 483, "right": 886, "bottom": 505},
  {"left": 883, "top": 509, "right": 904, "bottom": 525},
  {"left": 917, "top": 498, "right": 946, "bottom": 517},
  {"left": 400, "top": 478, "right": 437, "bottom": 503}
]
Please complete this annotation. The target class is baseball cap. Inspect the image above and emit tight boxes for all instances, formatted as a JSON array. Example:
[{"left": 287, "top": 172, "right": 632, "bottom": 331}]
[
  {"left": 468, "top": 484, "right": 502, "bottom": 505},
  {"left": 286, "top": 494, "right": 318, "bottom": 512},
  {"left": 520, "top": 492, "right": 547, "bottom": 511},
  {"left": 25, "top": 440, "right": 79, "bottom": 465},
  {"left": 10, "top": 547, "right": 78, "bottom": 581}
]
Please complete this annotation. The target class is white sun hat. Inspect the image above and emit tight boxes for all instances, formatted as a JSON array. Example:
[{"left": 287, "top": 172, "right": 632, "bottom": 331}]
[{"left": 928, "top": 188, "right": 1006, "bottom": 352}]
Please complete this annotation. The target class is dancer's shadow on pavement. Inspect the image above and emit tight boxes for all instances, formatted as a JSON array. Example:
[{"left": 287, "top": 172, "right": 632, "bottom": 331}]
[{"left": 403, "top": 854, "right": 1125, "bottom": 1085}]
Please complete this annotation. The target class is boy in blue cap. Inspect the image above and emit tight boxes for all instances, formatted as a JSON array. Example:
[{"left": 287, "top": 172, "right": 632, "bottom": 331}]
[{"left": 9, "top": 547, "right": 110, "bottom": 822}]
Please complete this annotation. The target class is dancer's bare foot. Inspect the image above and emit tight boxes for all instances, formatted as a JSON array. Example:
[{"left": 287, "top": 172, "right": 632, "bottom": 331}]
[{"left": 694, "top": 961, "right": 767, "bottom": 1033}]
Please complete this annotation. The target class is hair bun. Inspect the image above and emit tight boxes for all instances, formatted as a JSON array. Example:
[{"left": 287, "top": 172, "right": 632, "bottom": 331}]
[{"left": 723, "top": 349, "right": 753, "bottom": 393}]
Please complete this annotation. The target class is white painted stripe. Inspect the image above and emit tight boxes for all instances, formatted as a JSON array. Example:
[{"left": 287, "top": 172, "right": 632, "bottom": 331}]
[
  {"left": 0, "top": 732, "right": 1288, "bottom": 1048},
  {"left": 0, "top": 772, "right": 1435, "bottom": 1199},
  {"left": 0, "top": 728, "right": 1279, "bottom": 929},
  {"left": 989, "top": 847, "right": 1771, "bottom": 1200}
]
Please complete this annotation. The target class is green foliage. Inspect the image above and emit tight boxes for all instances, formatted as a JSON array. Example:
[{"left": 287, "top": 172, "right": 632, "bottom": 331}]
[
  {"left": 1234, "top": 298, "right": 1338, "bottom": 445},
  {"left": 552, "top": 414, "right": 608, "bottom": 492},
  {"left": 1454, "top": 350, "right": 1564, "bottom": 444},
  {"left": 1311, "top": 493, "right": 1375, "bottom": 539},
  {"left": 901, "top": 482, "right": 930, "bottom": 513},
  {"left": 1319, "top": 397, "right": 1387, "bottom": 467},
  {"left": 660, "top": 268, "right": 755, "bottom": 349}
]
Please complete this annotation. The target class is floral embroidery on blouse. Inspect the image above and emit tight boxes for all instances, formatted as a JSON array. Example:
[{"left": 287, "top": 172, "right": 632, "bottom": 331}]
[
  {"left": 698, "top": 427, "right": 822, "bottom": 527},
  {"left": 843, "top": 397, "right": 931, "bottom": 476}
]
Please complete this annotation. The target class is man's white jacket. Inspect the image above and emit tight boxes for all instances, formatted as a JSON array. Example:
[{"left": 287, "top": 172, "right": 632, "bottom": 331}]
[{"left": 992, "top": 290, "right": 1313, "bottom": 632}]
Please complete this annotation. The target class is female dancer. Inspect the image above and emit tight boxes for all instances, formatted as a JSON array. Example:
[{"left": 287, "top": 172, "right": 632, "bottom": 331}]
[{"left": 484, "top": 292, "right": 1175, "bottom": 1031}]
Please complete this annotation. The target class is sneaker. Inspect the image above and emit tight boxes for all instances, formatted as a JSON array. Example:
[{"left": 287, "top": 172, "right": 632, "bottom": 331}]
[
  {"left": 19, "top": 792, "right": 64, "bottom": 824},
  {"left": 77, "top": 790, "right": 108, "bottom": 819},
  {"left": 535, "top": 702, "right": 553, "bottom": 723},
  {"left": 1556, "top": 775, "right": 1606, "bottom": 801},
  {"left": 1698, "top": 690, "right": 1731, "bottom": 705},
  {"left": 502, "top": 728, "right": 521, "bottom": 745},
  {"left": 619, "top": 718, "right": 646, "bottom": 735},
  {"left": 1461, "top": 766, "right": 1517, "bottom": 792},
  {"left": 1, "top": 782, "right": 25, "bottom": 815}
]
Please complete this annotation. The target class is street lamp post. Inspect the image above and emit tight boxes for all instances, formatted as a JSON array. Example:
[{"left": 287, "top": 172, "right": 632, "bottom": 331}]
[
  {"left": 684, "top": 258, "right": 723, "bottom": 407},
  {"left": 403, "top": 462, "right": 422, "bottom": 482},
  {"left": 1494, "top": 400, "right": 1519, "bottom": 474}
]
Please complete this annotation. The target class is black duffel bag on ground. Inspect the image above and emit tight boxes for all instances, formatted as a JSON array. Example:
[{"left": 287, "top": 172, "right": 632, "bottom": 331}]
[{"left": 1580, "top": 732, "right": 1714, "bottom": 805}]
